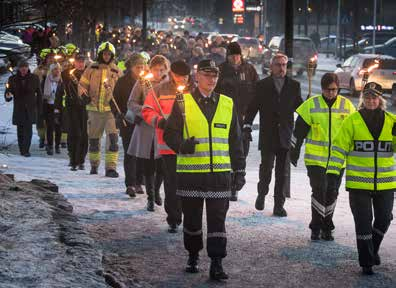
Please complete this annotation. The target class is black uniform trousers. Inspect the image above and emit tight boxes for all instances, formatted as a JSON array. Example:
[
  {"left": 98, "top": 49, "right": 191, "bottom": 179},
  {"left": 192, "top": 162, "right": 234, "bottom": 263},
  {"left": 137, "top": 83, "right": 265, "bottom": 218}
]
[
  {"left": 67, "top": 106, "right": 88, "bottom": 166},
  {"left": 16, "top": 123, "right": 32, "bottom": 155},
  {"left": 162, "top": 154, "right": 182, "bottom": 225},
  {"left": 120, "top": 125, "right": 143, "bottom": 188},
  {"left": 307, "top": 166, "right": 344, "bottom": 232},
  {"left": 258, "top": 147, "right": 289, "bottom": 208},
  {"left": 349, "top": 190, "right": 394, "bottom": 267},
  {"left": 44, "top": 103, "right": 61, "bottom": 147},
  {"left": 182, "top": 197, "right": 229, "bottom": 258}
]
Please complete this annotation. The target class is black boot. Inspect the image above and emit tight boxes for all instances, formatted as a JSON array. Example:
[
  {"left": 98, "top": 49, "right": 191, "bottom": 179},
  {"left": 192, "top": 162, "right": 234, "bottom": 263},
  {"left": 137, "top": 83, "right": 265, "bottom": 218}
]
[
  {"left": 90, "top": 166, "right": 98, "bottom": 175},
  {"left": 61, "top": 142, "right": 67, "bottom": 148},
  {"left": 154, "top": 190, "right": 162, "bottom": 206},
  {"left": 185, "top": 253, "right": 199, "bottom": 273},
  {"left": 46, "top": 146, "right": 53, "bottom": 155},
  {"left": 321, "top": 230, "right": 334, "bottom": 241},
  {"left": 78, "top": 164, "right": 85, "bottom": 170},
  {"left": 209, "top": 258, "right": 228, "bottom": 281},
  {"left": 362, "top": 266, "right": 374, "bottom": 275},
  {"left": 273, "top": 206, "right": 287, "bottom": 217},
  {"left": 126, "top": 186, "right": 136, "bottom": 198},
  {"left": 70, "top": 165, "right": 77, "bottom": 171},
  {"left": 39, "top": 138, "right": 45, "bottom": 149},
  {"left": 154, "top": 174, "right": 163, "bottom": 205},
  {"left": 311, "top": 229, "right": 320, "bottom": 241},
  {"left": 105, "top": 169, "right": 119, "bottom": 178},
  {"left": 374, "top": 254, "right": 381, "bottom": 266},
  {"left": 146, "top": 176, "right": 155, "bottom": 212},
  {"left": 255, "top": 194, "right": 265, "bottom": 211},
  {"left": 168, "top": 223, "right": 178, "bottom": 233},
  {"left": 55, "top": 145, "right": 61, "bottom": 154}
]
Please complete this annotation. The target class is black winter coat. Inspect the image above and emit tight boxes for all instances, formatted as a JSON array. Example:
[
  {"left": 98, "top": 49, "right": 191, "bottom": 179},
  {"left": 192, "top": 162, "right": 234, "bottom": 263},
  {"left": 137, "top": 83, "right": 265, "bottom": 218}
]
[
  {"left": 113, "top": 72, "right": 138, "bottom": 115},
  {"left": 244, "top": 75, "right": 302, "bottom": 151},
  {"left": 216, "top": 61, "right": 259, "bottom": 126},
  {"left": 5, "top": 71, "right": 42, "bottom": 126}
]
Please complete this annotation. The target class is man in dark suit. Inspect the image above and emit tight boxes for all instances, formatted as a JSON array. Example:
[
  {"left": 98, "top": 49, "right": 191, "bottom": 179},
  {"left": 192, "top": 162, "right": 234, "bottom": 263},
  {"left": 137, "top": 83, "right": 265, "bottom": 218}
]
[
  {"left": 243, "top": 53, "right": 302, "bottom": 216},
  {"left": 5, "top": 60, "right": 42, "bottom": 157}
]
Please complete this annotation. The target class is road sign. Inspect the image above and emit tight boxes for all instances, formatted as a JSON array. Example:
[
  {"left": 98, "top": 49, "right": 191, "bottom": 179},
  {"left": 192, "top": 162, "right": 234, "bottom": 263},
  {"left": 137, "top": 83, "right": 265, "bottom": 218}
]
[{"left": 232, "top": 0, "right": 245, "bottom": 13}]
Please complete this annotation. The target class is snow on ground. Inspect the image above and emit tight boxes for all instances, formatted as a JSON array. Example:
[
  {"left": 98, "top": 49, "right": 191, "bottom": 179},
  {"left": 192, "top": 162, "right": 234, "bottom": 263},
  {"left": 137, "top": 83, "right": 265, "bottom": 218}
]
[{"left": 317, "top": 53, "right": 340, "bottom": 72}]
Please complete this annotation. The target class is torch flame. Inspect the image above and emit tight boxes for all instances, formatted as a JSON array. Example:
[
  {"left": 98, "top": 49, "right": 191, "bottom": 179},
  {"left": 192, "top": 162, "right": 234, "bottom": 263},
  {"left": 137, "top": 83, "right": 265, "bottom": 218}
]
[
  {"left": 103, "top": 78, "right": 108, "bottom": 83},
  {"left": 139, "top": 71, "right": 145, "bottom": 77},
  {"left": 87, "top": 52, "right": 91, "bottom": 58},
  {"left": 368, "top": 62, "right": 379, "bottom": 73},
  {"left": 177, "top": 85, "right": 185, "bottom": 92},
  {"left": 54, "top": 55, "right": 62, "bottom": 60},
  {"left": 144, "top": 73, "right": 154, "bottom": 80},
  {"left": 69, "top": 69, "right": 75, "bottom": 75},
  {"left": 8, "top": 67, "right": 13, "bottom": 72},
  {"left": 69, "top": 58, "right": 75, "bottom": 63},
  {"left": 6, "top": 83, "right": 9, "bottom": 89},
  {"left": 193, "top": 64, "right": 198, "bottom": 70}
]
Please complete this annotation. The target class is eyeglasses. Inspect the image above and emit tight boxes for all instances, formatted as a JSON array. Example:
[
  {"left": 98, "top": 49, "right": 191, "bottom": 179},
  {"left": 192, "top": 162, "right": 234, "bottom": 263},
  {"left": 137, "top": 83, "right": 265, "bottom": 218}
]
[{"left": 325, "top": 88, "right": 338, "bottom": 92}]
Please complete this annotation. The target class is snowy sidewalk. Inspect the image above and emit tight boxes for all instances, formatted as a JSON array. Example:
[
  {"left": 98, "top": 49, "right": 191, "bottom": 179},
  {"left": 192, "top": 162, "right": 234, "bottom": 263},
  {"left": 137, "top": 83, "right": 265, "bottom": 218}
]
[{"left": 1, "top": 129, "right": 395, "bottom": 287}]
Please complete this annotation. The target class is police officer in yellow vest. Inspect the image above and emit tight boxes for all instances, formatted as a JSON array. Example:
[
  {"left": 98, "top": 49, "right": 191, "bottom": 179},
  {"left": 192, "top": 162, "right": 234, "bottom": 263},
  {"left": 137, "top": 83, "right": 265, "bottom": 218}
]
[
  {"left": 164, "top": 60, "right": 246, "bottom": 281},
  {"left": 290, "top": 73, "right": 355, "bottom": 241},
  {"left": 327, "top": 82, "right": 395, "bottom": 275},
  {"left": 79, "top": 42, "right": 122, "bottom": 177}
]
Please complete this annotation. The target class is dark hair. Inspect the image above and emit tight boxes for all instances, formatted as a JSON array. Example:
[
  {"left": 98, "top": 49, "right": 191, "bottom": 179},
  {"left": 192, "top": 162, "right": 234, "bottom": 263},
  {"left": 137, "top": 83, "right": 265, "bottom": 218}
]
[{"left": 321, "top": 73, "right": 339, "bottom": 90}]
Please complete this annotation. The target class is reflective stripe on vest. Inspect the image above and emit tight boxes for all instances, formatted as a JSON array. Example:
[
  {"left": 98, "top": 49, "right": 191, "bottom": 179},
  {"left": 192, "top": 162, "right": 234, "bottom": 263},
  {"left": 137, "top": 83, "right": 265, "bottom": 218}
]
[
  {"left": 296, "top": 95, "right": 354, "bottom": 168},
  {"left": 176, "top": 93, "right": 233, "bottom": 173}
]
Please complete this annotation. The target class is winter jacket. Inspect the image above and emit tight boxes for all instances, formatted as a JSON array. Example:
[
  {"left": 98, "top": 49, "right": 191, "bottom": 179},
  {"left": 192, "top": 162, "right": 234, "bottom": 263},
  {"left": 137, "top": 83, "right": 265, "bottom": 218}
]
[
  {"left": 216, "top": 60, "right": 259, "bottom": 126},
  {"left": 5, "top": 71, "right": 42, "bottom": 126},
  {"left": 244, "top": 75, "right": 302, "bottom": 152},
  {"left": 78, "top": 61, "right": 122, "bottom": 112},
  {"left": 163, "top": 88, "right": 246, "bottom": 198},
  {"left": 127, "top": 76, "right": 168, "bottom": 159}
]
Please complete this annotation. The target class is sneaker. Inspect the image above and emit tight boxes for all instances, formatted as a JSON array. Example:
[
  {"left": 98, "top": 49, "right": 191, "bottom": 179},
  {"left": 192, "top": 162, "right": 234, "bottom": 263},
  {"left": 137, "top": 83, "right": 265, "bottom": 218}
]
[
  {"left": 135, "top": 184, "right": 144, "bottom": 194},
  {"left": 185, "top": 254, "right": 199, "bottom": 273},
  {"left": 90, "top": 167, "right": 98, "bottom": 175},
  {"left": 321, "top": 230, "right": 334, "bottom": 241},
  {"left": 311, "top": 230, "right": 320, "bottom": 241},
  {"left": 273, "top": 206, "right": 287, "bottom": 217},
  {"left": 78, "top": 164, "right": 85, "bottom": 170},
  {"left": 126, "top": 186, "right": 136, "bottom": 198},
  {"left": 255, "top": 194, "right": 265, "bottom": 211},
  {"left": 105, "top": 169, "right": 119, "bottom": 178}
]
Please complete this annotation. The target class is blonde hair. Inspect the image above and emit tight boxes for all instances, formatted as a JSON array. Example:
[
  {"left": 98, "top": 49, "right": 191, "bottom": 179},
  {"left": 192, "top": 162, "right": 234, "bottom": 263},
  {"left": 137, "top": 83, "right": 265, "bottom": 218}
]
[{"left": 358, "top": 95, "right": 387, "bottom": 110}]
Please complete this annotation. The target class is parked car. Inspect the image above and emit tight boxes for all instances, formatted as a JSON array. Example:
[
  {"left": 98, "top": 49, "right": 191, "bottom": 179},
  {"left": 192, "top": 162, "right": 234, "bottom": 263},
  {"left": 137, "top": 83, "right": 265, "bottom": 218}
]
[
  {"left": 343, "top": 32, "right": 396, "bottom": 58},
  {"left": 231, "top": 36, "right": 263, "bottom": 63},
  {"left": 0, "top": 40, "right": 31, "bottom": 66},
  {"left": 261, "top": 35, "right": 318, "bottom": 76},
  {"left": 363, "top": 37, "right": 396, "bottom": 57},
  {"left": 0, "top": 53, "right": 10, "bottom": 73},
  {"left": 0, "top": 31, "right": 23, "bottom": 44},
  {"left": 335, "top": 54, "right": 396, "bottom": 97},
  {"left": 319, "top": 35, "right": 353, "bottom": 54}
]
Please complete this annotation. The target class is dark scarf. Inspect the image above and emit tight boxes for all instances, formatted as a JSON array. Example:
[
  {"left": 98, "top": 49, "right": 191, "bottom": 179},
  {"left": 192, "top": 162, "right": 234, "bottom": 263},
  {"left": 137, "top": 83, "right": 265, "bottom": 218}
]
[{"left": 359, "top": 108, "right": 384, "bottom": 140}]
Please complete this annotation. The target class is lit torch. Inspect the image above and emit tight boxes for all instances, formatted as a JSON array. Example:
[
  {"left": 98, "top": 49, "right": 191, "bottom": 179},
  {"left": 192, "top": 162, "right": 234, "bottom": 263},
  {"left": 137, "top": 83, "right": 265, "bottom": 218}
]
[
  {"left": 5, "top": 82, "right": 12, "bottom": 99},
  {"left": 8, "top": 66, "right": 14, "bottom": 75},
  {"left": 307, "top": 54, "right": 318, "bottom": 99},
  {"left": 54, "top": 54, "right": 62, "bottom": 62},
  {"left": 360, "top": 59, "right": 380, "bottom": 92},
  {"left": 175, "top": 85, "right": 190, "bottom": 138},
  {"left": 68, "top": 58, "right": 75, "bottom": 64}
]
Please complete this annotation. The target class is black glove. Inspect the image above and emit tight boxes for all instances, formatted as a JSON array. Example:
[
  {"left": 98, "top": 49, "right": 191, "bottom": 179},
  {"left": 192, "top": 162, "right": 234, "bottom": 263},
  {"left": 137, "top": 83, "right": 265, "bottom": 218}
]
[
  {"left": 54, "top": 113, "right": 61, "bottom": 126},
  {"left": 81, "top": 94, "right": 91, "bottom": 105},
  {"left": 157, "top": 118, "right": 166, "bottom": 129},
  {"left": 290, "top": 145, "right": 301, "bottom": 167},
  {"left": 179, "top": 136, "right": 199, "bottom": 154},
  {"left": 242, "top": 126, "right": 252, "bottom": 142},
  {"left": 327, "top": 173, "right": 340, "bottom": 193},
  {"left": 134, "top": 115, "right": 143, "bottom": 125},
  {"left": 115, "top": 113, "right": 126, "bottom": 128},
  {"left": 232, "top": 171, "right": 246, "bottom": 191}
]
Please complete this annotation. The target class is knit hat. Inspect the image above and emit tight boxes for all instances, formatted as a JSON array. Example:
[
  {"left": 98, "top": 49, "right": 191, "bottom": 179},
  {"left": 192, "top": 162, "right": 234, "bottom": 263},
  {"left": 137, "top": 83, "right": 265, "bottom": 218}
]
[
  {"left": 170, "top": 60, "right": 191, "bottom": 76},
  {"left": 227, "top": 42, "right": 242, "bottom": 56}
]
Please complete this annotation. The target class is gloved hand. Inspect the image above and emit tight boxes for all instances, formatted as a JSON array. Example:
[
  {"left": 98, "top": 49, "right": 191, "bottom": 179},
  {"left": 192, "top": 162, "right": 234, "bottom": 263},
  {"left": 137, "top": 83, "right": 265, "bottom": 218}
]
[
  {"left": 157, "top": 118, "right": 166, "bottom": 129},
  {"left": 232, "top": 171, "right": 246, "bottom": 191},
  {"left": 327, "top": 173, "right": 340, "bottom": 194},
  {"left": 242, "top": 126, "right": 252, "bottom": 142},
  {"left": 134, "top": 115, "right": 143, "bottom": 125},
  {"left": 54, "top": 112, "right": 61, "bottom": 126},
  {"left": 179, "top": 136, "right": 199, "bottom": 154},
  {"left": 81, "top": 94, "right": 91, "bottom": 105},
  {"left": 115, "top": 113, "right": 126, "bottom": 128},
  {"left": 290, "top": 145, "right": 301, "bottom": 167}
]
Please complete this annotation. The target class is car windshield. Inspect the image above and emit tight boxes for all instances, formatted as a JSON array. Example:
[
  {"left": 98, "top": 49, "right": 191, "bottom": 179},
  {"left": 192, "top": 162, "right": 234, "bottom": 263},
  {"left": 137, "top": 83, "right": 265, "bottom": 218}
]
[{"left": 238, "top": 38, "right": 258, "bottom": 45}]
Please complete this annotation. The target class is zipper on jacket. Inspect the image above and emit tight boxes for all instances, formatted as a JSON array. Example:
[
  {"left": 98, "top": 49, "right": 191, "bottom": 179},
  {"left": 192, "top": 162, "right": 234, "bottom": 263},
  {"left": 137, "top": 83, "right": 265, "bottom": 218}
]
[
  {"left": 374, "top": 139, "right": 378, "bottom": 192},
  {"left": 208, "top": 120, "right": 213, "bottom": 172},
  {"left": 326, "top": 102, "right": 332, "bottom": 167}
]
